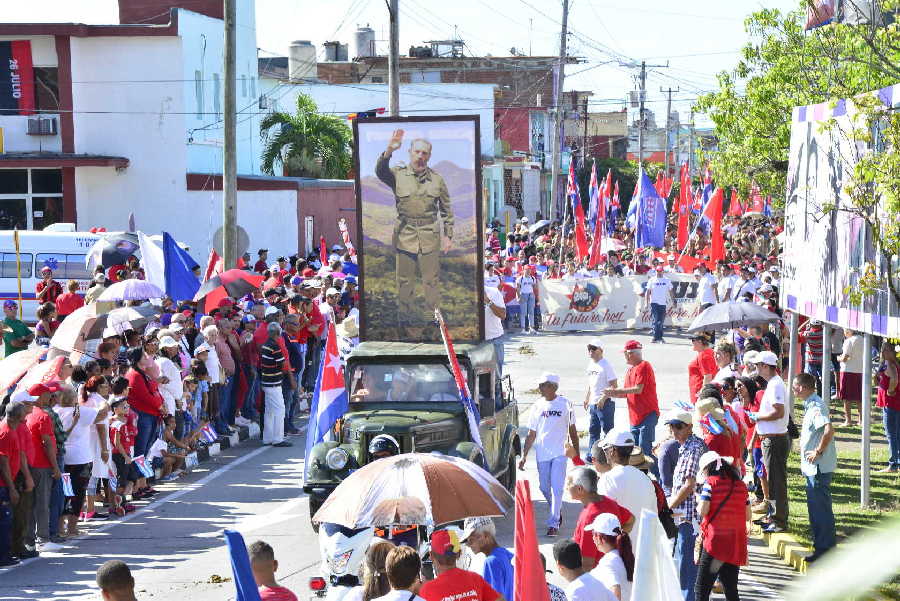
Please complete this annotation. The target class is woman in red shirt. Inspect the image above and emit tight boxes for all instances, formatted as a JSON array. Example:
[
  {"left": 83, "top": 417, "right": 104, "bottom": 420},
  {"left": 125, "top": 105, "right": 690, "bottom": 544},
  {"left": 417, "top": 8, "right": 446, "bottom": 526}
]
[
  {"left": 54, "top": 280, "right": 85, "bottom": 321},
  {"left": 688, "top": 335, "right": 718, "bottom": 404},
  {"left": 695, "top": 451, "right": 750, "bottom": 601},
  {"left": 125, "top": 348, "right": 165, "bottom": 460}
]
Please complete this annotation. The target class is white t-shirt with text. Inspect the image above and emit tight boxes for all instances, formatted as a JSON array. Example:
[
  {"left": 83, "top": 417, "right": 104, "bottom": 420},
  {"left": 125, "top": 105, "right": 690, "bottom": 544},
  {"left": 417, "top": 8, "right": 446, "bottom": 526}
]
[
  {"left": 646, "top": 275, "right": 673, "bottom": 305},
  {"left": 527, "top": 395, "right": 574, "bottom": 462}
]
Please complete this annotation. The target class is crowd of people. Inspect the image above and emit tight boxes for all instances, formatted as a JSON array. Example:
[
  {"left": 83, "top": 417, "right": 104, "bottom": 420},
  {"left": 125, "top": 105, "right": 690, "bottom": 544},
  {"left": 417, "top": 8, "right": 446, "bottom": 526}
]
[{"left": 0, "top": 244, "right": 362, "bottom": 569}]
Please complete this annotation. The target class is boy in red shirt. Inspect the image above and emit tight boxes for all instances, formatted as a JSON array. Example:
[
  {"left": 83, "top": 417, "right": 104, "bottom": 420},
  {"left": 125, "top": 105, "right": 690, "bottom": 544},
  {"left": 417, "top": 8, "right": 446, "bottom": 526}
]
[
  {"left": 249, "top": 540, "right": 298, "bottom": 601},
  {"left": 420, "top": 529, "right": 500, "bottom": 601}
]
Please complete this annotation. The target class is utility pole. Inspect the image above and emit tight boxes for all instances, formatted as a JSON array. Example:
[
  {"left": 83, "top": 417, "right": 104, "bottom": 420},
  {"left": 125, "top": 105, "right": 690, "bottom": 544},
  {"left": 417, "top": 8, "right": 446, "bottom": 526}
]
[
  {"left": 222, "top": 0, "right": 237, "bottom": 269},
  {"left": 688, "top": 107, "right": 695, "bottom": 179},
  {"left": 582, "top": 96, "right": 589, "bottom": 165},
  {"left": 661, "top": 86, "right": 678, "bottom": 181},
  {"left": 549, "top": 0, "right": 569, "bottom": 221},
  {"left": 637, "top": 61, "right": 646, "bottom": 178},
  {"left": 388, "top": 0, "right": 400, "bottom": 116}
]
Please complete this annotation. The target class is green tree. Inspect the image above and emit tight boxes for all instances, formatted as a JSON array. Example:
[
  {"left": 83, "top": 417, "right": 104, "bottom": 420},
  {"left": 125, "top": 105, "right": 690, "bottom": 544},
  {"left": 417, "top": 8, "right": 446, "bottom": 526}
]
[
  {"left": 697, "top": 1, "right": 900, "bottom": 308},
  {"left": 260, "top": 93, "right": 352, "bottom": 179}
]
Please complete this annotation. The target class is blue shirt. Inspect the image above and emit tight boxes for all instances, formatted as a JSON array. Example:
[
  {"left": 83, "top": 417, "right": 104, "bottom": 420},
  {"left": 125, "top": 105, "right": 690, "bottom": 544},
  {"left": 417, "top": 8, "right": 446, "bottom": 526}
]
[
  {"left": 482, "top": 546, "right": 513, "bottom": 601},
  {"left": 800, "top": 394, "right": 837, "bottom": 477},
  {"left": 342, "top": 261, "right": 358, "bottom": 276}
]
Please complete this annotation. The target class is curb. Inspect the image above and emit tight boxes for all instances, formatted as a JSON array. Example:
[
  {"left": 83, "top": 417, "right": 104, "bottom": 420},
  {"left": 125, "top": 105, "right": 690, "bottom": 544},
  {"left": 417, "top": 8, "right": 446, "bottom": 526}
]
[
  {"left": 153, "top": 422, "right": 261, "bottom": 479},
  {"left": 755, "top": 528, "right": 811, "bottom": 574}
]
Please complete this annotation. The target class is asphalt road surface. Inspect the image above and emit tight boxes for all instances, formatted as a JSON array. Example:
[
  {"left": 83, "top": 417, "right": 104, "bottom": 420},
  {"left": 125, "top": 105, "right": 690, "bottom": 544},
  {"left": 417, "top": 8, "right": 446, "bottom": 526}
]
[{"left": 0, "top": 327, "right": 796, "bottom": 600}]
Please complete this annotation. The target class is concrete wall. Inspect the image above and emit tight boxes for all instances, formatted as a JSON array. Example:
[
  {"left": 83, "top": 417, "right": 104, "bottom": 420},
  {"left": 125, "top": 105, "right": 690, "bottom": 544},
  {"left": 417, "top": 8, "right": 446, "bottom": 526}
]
[
  {"left": 297, "top": 182, "right": 355, "bottom": 256},
  {"left": 179, "top": 4, "right": 260, "bottom": 176}
]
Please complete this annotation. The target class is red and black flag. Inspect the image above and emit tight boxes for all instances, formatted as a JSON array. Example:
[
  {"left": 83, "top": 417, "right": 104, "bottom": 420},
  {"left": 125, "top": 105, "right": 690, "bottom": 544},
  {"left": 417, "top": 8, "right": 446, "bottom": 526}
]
[{"left": 0, "top": 41, "right": 34, "bottom": 115}]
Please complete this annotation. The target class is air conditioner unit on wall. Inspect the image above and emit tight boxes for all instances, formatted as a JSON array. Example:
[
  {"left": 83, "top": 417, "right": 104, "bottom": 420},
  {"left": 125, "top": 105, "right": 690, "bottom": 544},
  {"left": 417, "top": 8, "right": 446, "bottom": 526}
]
[{"left": 26, "top": 117, "right": 58, "bottom": 136}]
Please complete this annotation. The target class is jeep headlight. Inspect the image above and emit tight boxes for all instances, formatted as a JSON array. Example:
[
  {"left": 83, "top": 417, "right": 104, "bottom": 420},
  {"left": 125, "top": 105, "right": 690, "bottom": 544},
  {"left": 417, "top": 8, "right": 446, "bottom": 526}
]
[{"left": 325, "top": 448, "right": 350, "bottom": 470}]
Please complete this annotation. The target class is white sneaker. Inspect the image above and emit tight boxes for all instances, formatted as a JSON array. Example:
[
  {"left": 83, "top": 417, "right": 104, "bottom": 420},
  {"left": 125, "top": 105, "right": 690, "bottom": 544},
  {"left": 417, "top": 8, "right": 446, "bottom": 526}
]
[
  {"left": 39, "top": 542, "right": 65, "bottom": 552},
  {"left": 234, "top": 416, "right": 251, "bottom": 427}
]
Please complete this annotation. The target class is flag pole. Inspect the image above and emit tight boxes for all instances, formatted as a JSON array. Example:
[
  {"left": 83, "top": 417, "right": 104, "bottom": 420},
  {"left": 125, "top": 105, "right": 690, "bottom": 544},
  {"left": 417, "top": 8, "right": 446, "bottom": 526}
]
[{"left": 557, "top": 188, "right": 569, "bottom": 268}]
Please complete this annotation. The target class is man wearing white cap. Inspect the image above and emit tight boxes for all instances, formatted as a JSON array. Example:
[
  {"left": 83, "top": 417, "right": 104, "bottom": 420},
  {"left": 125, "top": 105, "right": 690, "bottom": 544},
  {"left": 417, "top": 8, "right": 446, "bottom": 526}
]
[
  {"left": 596, "top": 429, "right": 657, "bottom": 548},
  {"left": 483, "top": 274, "right": 507, "bottom": 373},
  {"left": 519, "top": 373, "right": 577, "bottom": 536},
  {"left": 751, "top": 350, "right": 789, "bottom": 534},
  {"left": 584, "top": 340, "right": 617, "bottom": 460},
  {"left": 320, "top": 288, "right": 342, "bottom": 327}
]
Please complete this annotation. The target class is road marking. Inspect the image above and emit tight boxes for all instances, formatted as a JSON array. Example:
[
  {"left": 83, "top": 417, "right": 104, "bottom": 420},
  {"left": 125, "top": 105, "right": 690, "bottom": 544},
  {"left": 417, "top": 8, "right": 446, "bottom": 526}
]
[{"left": 0, "top": 426, "right": 307, "bottom": 573}]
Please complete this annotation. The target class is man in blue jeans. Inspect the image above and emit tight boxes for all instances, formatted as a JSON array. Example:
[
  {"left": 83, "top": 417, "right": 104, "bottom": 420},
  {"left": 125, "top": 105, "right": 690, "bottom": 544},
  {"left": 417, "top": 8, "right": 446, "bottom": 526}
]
[
  {"left": 664, "top": 408, "right": 707, "bottom": 601},
  {"left": 795, "top": 372, "right": 837, "bottom": 563},
  {"left": 583, "top": 339, "right": 617, "bottom": 461},
  {"left": 644, "top": 266, "right": 674, "bottom": 343}
]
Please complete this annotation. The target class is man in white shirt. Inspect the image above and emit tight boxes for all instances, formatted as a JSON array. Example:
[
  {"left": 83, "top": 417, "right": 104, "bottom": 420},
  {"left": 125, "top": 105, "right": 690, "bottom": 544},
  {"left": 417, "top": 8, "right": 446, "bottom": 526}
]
[
  {"left": 644, "top": 266, "right": 674, "bottom": 343},
  {"left": 735, "top": 266, "right": 761, "bottom": 301},
  {"left": 695, "top": 263, "right": 719, "bottom": 310},
  {"left": 597, "top": 429, "right": 657, "bottom": 546},
  {"left": 519, "top": 373, "right": 578, "bottom": 536},
  {"left": 553, "top": 539, "right": 616, "bottom": 601},
  {"left": 665, "top": 254, "right": 684, "bottom": 273},
  {"left": 584, "top": 339, "right": 618, "bottom": 461},
  {"left": 484, "top": 275, "right": 507, "bottom": 374},
  {"left": 716, "top": 262, "right": 737, "bottom": 302},
  {"left": 751, "top": 350, "right": 789, "bottom": 533}
]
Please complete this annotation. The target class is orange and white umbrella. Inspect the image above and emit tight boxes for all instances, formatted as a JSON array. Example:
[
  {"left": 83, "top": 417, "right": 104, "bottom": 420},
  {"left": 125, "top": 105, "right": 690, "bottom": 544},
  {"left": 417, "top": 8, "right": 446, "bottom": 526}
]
[{"left": 311, "top": 453, "right": 513, "bottom": 528}]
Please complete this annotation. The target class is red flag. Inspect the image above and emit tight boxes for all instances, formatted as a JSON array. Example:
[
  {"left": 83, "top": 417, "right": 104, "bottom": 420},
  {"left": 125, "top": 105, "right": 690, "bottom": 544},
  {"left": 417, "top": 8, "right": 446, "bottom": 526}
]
[
  {"left": 203, "top": 248, "right": 223, "bottom": 282},
  {"left": 703, "top": 187, "right": 726, "bottom": 263},
  {"left": 677, "top": 164, "right": 690, "bottom": 250},
  {"left": 567, "top": 159, "right": 589, "bottom": 261},
  {"left": 727, "top": 188, "right": 745, "bottom": 217},
  {"left": 514, "top": 480, "right": 551, "bottom": 601},
  {"left": 748, "top": 183, "right": 765, "bottom": 212},
  {"left": 654, "top": 172, "right": 663, "bottom": 196},
  {"left": 319, "top": 235, "right": 328, "bottom": 266}
]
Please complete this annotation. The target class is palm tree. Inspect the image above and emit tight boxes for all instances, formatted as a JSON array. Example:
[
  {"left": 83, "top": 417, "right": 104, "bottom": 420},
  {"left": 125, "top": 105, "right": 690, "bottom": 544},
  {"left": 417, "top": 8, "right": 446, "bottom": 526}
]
[{"left": 260, "top": 93, "right": 352, "bottom": 179}]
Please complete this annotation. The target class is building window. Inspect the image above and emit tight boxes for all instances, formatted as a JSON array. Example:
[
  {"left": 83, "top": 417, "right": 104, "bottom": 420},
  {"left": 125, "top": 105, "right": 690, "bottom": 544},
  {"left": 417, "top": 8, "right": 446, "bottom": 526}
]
[
  {"left": 371, "top": 76, "right": 384, "bottom": 83},
  {"left": 250, "top": 76, "right": 256, "bottom": 98},
  {"left": 241, "top": 74, "right": 247, "bottom": 97},
  {"left": 34, "top": 67, "right": 59, "bottom": 113},
  {"left": 194, "top": 70, "right": 203, "bottom": 119},
  {"left": 0, "top": 168, "right": 63, "bottom": 230},
  {"left": 212, "top": 73, "right": 221, "bottom": 117}
]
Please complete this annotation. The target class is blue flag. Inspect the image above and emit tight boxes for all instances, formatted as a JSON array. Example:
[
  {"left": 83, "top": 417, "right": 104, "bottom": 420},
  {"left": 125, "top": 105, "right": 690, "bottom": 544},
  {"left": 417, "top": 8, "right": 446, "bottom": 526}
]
[
  {"left": 163, "top": 232, "right": 200, "bottom": 301},
  {"left": 224, "top": 530, "right": 262, "bottom": 601},
  {"left": 634, "top": 172, "right": 667, "bottom": 249}
]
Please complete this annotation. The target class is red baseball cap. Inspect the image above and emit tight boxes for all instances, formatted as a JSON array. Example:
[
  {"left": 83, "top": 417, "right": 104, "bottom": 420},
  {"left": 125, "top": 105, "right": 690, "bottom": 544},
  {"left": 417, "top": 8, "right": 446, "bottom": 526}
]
[
  {"left": 430, "top": 529, "right": 461, "bottom": 555},
  {"left": 28, "top": 381, "right": 62, "bottom": 397},
  {"left": 624, "top": 340, "right": 643, "bottom": 351},
  {"left": 655, "top": 266, "right": 664, "bottom": 272}
]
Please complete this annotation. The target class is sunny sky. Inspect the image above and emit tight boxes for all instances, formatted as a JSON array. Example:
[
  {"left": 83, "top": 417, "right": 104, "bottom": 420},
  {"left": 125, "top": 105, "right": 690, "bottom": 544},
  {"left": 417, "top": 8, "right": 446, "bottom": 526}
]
[{"left": 4, "top": 0, "right": 802, "bottom": 125}]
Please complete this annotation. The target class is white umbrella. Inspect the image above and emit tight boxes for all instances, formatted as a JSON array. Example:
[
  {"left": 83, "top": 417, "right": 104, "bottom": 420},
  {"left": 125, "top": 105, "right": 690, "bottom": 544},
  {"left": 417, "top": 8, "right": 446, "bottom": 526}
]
[
  {"left": 312, "top": 453, "right": 513, "bottom": 528},
  {"left": 97, "top": 279, "right": 164, "bottom": 301},
  {"left": 686, "top": 301, "right": 780, "bottom": 333},
  {"left": 50, "top": 303, "right": 159, "bottom": 351}
]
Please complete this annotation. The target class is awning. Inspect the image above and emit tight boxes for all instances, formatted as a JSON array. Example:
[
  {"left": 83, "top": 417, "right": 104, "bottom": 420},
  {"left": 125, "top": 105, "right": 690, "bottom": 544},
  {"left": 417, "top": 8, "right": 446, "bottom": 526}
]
[{"left": 0, "top": 152, "right": 129, "bottom": 168}]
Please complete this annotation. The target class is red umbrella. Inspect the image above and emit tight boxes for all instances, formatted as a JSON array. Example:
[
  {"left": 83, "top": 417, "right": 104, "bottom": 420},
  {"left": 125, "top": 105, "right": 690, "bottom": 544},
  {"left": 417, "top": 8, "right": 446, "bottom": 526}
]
[
  {"left": 514, "top": 480, "right": 550, "bottom": 601},
  {"left": 193, "top": 269, "right": 264, "bottom": 313}
]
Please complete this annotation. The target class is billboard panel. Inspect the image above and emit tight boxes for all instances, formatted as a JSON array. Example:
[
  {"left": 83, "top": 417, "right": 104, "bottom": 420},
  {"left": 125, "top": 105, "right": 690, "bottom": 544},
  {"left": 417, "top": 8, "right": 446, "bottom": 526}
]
[
  {"left": 353, "top": 116, "right": 484, "bottom": 342},
  {"left": 782, "top": 84, "right": 899, "bottom": 337}
]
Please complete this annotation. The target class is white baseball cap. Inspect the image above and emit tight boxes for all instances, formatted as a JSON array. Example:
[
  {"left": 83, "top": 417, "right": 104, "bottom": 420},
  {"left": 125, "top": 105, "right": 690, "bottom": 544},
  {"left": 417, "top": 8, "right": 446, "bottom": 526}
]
[
  {"left": 12, "top": 390, "right": 38, "bottom": 404},
  {"left": 326, "top": 287, "right": 342, "bottom": 297},
  {"left": 587, "top": 338, "right": 604, "bottom": 349},
  {"left": 755, "top": 350, "right": 779, "bottom": 366},
  {"left": 584, "top": 513, "right": 621, "bottom": 536},
  {"left": 600, "top": 429, "right": 635, "bottom": 448},
  {"left": 742, "top": 350, "right": 759, "bottom": 365},
  {"left": 264, "top": 305, "right": 280, "bottom": 317},
  {"left": 697, "top": 450, "right": 734, "bottom": 482},
  {"left": 663, "top": 408, "right": 694, "bottom": 426},
  {"left": 537, "top": 372, "right": 560, "bottom": 386}
]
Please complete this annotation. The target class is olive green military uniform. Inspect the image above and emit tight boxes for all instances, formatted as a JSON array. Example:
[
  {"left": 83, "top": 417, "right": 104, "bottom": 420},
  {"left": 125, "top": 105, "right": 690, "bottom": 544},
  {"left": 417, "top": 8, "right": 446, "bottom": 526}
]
[{"left": 376, "top": 152, "right": 454, "bottom": 324}]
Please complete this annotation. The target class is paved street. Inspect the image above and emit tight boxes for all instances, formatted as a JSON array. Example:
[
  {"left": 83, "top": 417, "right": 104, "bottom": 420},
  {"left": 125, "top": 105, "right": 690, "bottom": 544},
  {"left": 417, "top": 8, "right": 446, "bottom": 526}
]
[{"left": 0, "top": 327, "right": 795, "bottom": 600}]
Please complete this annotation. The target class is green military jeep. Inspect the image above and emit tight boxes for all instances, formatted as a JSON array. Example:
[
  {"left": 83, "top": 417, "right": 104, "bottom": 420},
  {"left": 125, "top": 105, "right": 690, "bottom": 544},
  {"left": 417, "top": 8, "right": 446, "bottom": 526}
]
[{"left": 303, "top": 340, "right": 520, "bottom": 527}]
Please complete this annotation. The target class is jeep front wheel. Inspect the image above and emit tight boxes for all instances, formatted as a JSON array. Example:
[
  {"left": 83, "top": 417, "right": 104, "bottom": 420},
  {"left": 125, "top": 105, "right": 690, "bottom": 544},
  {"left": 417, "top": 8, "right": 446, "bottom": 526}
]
[{"left": 504, "top": 452, "right": 517, "bottom": 493}]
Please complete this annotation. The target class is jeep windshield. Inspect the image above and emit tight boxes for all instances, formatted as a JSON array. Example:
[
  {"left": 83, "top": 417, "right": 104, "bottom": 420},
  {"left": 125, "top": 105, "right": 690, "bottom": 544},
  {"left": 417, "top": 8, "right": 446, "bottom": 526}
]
[{"left": 348, "top": 363, "right": 466, "bottom": 403}]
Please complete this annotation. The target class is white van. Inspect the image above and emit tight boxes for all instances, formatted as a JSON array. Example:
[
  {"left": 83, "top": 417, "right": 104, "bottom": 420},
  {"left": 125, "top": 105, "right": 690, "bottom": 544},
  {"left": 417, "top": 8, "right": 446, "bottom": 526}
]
[{"left": 0, "top": 225, "right": 101, "bottom": 323}]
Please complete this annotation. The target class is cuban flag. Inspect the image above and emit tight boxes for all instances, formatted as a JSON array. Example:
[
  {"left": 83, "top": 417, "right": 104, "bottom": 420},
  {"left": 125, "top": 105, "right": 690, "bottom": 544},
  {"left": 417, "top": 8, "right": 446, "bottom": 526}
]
[
  {"left": 435, "top": 308, "right": 483, "bottom": 455},
  {"left": 696, "top": 181, "right": 715, "bottom": 236},
  {"left": 587, "top": 161, "right": 600, "bottom": 228},
  {"left": 304, "top": 322, "right": 349, "bottom": 482},
  {"left": 133, "top": 455, "right": 155, "bottom": 479},
  {"left": 608, "top": 181, "right": 619, "bottom": 235},
  {"left": 201, "top": 423, "right": 218, "bottom": 443},
  {"left": 633, "top": 172, "right": 667, "bottom": 249}
]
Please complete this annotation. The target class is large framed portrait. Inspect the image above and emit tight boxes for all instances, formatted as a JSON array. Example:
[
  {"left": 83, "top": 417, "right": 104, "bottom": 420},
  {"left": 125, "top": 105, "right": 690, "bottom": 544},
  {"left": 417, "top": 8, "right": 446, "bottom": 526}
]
[{"left": 353, "top": 115, "right": 484, "bottom": 343}]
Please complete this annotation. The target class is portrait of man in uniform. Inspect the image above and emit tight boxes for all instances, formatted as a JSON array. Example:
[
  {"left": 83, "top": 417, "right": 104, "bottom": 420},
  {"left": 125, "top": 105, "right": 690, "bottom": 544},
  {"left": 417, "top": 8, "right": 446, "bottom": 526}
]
[{"left": 354, "top": 116, "right": 483, "bottom": 342}]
